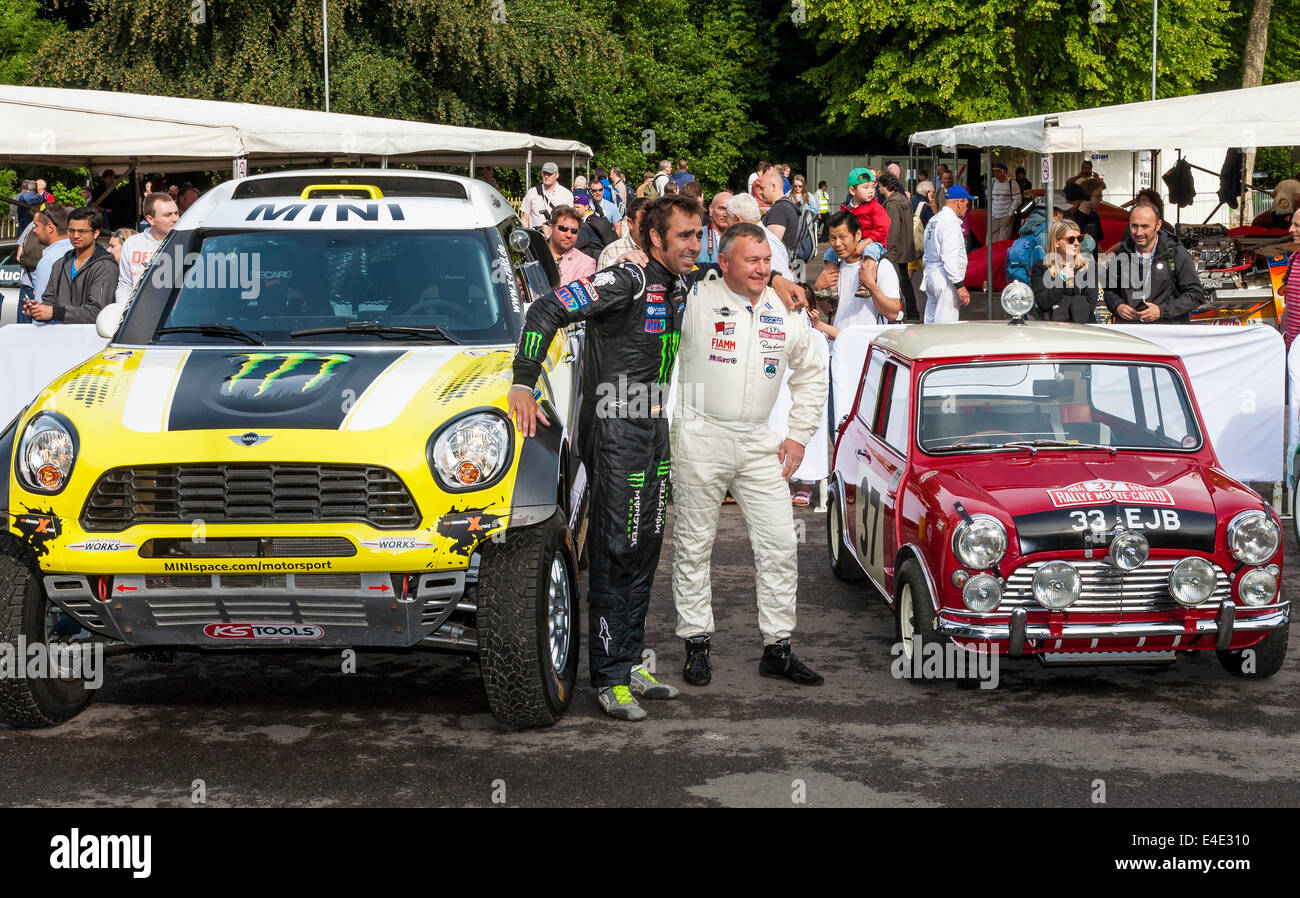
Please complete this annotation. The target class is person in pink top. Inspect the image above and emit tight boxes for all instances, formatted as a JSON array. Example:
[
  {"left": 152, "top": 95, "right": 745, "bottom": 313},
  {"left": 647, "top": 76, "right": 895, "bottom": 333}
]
[
  {"left": 547, "top": 204, "right": 596, "bottom": 283},
  {"left": 1282, "top": 210, "right": 1300, "bottom": 351}
]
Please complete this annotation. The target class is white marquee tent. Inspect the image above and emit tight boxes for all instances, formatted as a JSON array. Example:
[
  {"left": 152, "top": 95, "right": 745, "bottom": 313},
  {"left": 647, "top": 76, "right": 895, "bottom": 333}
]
[
  {"left": 909, "top": 81, "right": 1300, "bottom": 154},
  {"left": 0, "top": 84, "right": 593, "bottom": 172}
]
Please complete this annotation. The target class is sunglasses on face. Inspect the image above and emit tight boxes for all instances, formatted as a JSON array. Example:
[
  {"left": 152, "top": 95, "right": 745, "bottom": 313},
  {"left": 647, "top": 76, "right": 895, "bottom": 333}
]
[
  {"left": 554, "top": 224, "right": 578, "bottom": 234},
  {"left": 1063, "top": 236, "right": 1081, "bottom": 245},
  {"left": 67, "top": 227, "right": 95, "bottom": 236}
]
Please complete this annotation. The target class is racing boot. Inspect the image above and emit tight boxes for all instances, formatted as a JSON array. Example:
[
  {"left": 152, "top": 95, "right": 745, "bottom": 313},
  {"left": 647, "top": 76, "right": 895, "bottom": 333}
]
[
  {"left": 759, "top": 639, "right": 824, "bottom": 686},
  {"left": 630, "top": 665, "right": 679, "bottom": 700},
  {"left": 682, "top": 635, "right": 712, "bottom": 686},
  {"left": 596, "top": 685, "right": 647, "bottom": 721}
]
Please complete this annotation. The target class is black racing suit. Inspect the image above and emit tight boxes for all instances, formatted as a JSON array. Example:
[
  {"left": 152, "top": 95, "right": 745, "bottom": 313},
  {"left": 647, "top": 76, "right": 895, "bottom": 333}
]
[{"left": 513, "top": 259, "right": 686, "bottom": 688}]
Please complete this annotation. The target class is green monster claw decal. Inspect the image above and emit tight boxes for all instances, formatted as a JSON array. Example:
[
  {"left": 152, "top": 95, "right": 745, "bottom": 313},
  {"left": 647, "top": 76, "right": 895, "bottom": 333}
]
[
  {"left": 627, "top": 472, "right": 646, "bottom": 488},
  {"left": 657, "top": 331, "right": 680, "bottom": 383},
  {"left": 657, "top": 460, "right": 671, "bottom": 476},
  {"left": 224, "top": 353, "right": 352, "bottom": 396},
  {"left": 522, "top": 331, "right": 544, "bottom": 359}
]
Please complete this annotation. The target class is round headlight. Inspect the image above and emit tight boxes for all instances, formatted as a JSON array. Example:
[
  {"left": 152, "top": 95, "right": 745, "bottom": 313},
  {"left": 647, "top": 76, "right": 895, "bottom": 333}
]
[
  {"left": 1033, "top": 561, "right": 1081, "bottom": 610},
  {"left": 430, "top": 413, "right": 511, "bottom": 489},
  {"left": 1169, "top": 557, "right": 1217, "bottom": 606},
  {"left": 1227, "top": 510, "right": 1279, "bottom": 565},
  {"left": 952, "top": 515, "right": 1007, "bottom": 570},
  {"left": 1238, "top": 568, "right": 1278, "bottom": 607},
  {"left": 1109, "top": 530, "right": 1149, "bottom": 570},
  {"left": 1000, "top": 281, "right": 1035, "bottom": 318},
  {"left": 17, "top": 414, "right": 77, "bottom": 493},
  {"left": 962, "top": 573, "right": 1002, "bottom": 612}
]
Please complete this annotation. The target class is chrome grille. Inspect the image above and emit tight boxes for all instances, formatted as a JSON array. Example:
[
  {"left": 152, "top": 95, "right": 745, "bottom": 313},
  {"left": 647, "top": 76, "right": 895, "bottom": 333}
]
[
  {"left": 81, "top": 464, "right": 419, "bottom": 531},
  {"left": 1001, "top": 559, "right": 1230, "bottom": 613}
]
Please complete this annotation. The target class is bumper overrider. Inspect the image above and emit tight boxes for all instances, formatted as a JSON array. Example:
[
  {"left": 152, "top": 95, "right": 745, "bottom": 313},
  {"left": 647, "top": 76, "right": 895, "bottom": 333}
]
[
  {"left": 27, "top": 503, "right": 560, "bottom": 650},
  {"left": 937, "top": 602, "right": 1290, "bottom": 656}
]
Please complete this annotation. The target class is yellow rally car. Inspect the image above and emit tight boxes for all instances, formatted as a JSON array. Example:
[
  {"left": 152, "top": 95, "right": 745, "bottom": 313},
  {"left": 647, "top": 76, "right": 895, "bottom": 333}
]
[{"left": 0, "top": 171, "right": 589, "bottom": 727}]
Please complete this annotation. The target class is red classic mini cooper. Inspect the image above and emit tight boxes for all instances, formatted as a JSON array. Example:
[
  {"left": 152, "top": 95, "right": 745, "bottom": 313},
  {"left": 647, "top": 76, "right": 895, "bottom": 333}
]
[{"left": 827, "top": 308, "right": 1289, "bottom": 678}]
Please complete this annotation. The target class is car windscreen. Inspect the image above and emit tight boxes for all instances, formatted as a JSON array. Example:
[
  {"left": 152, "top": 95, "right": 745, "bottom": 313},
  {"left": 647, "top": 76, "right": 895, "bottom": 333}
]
[
  {"left": 917, "top": 361, "right": 1202, "bottom": 452},
  {"left": 151, "top": 230, "right": 513, "bottom": 344}
]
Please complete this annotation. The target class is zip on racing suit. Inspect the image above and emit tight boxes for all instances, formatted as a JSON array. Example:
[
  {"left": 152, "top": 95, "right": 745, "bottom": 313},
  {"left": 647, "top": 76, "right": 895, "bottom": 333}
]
[
  {"left": 512, "top": 259, "right": 686, "bottom": 688},
  {"left": 671, "top": 277, "right": 827, "bottom": 643}
]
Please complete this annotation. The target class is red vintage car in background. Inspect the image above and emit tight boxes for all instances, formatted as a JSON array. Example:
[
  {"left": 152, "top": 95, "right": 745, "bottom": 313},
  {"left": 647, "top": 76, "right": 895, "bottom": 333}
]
[{"left": 826, "top": 309, "right": 1289, "bottom": 678}]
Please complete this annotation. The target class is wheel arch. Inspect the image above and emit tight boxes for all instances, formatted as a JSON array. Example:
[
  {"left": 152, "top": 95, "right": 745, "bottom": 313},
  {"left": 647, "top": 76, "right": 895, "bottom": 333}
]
[{"left": 895, "top": 543, "right": 941, "bottom": 613}]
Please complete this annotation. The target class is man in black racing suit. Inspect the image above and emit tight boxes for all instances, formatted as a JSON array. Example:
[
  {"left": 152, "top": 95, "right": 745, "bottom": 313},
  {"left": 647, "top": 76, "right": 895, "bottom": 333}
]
[{"left": 509, "top": 195, "right": 702, "bottom": 720}]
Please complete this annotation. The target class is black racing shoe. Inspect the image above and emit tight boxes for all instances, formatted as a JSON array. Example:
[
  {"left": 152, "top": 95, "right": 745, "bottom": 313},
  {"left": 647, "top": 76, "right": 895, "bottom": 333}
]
[
  {"left": 759, "top": 639, "right": 824, "bottom": 686},
  {"left": 682, "top": 635, "right": 712, "bottom": 686}
]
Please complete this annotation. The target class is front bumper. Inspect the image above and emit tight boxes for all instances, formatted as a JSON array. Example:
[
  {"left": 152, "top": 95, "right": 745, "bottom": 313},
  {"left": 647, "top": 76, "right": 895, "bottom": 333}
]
[
  {"left": 44, "top": 566, "right": 475, "bottom": 649},
  {"left": 937, "top": 601, "right": 1290, "bottom": 656}
]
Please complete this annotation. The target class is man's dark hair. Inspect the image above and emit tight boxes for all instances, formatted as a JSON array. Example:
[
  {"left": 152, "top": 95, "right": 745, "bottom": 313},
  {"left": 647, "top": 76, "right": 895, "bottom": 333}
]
[
  {"left": 817, "top": 180, "right": 827, "bottom": 189},
  {"left": 877, "top": 171, "right": 901, "bottom": 193},
  {"left": 593, "top": 167, "right": 608, "bottom": 182},
  {"left": 827, "top": 210, "right": 860, "bottom": 233},
  {"left": 1135, "top": 188, "right": 1165, "bottom": 219},
  {"left": 676, "top": 158, "right": 688, "bottom": 170},
  {"left": 640, "top": 195, "right": 702, "bottom": 253},
  {"left": 1015, "top": 166, "right": 1026, "bottom": 176},
  {"left": 69, "top": 207, "right": 104, "bottom": 234},
  {"left": 718, "top": 221, "right": 766, "bottom": 259},
  {"left": 36, "top": 203, "right": 69, "bottom": 232},
  {"left": 1063, "top": 182, "right": 1087, "bottom": 204},
  {"left": 625, "top": 196, "right": 647, "bottom": 222},
  {"left": 681, "top": 180, "right": 703, "bottom": 201},
  {"left": 549, "top": 204, "right": 581, "bottom": 228},
  {"left": 144, "top": 192, "right": 175, "bottom": 218}
]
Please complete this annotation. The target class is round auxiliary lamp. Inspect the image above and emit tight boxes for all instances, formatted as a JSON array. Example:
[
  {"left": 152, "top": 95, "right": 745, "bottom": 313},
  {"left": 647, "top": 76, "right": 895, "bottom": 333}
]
[{"left": 1001, "top": 281, "right": 1035, "bottom": 323}]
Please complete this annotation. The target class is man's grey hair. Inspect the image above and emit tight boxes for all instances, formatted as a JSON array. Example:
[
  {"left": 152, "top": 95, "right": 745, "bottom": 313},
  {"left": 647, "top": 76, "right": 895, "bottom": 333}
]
[
  {"left": 658, "top": 159, "right": 672, "bottom": 172},
  {"left": 718, "top": 222, "right": 767, "bottom": 259},
  {"left": 726, "top": 192, "right": 761, "bottom": 223}
]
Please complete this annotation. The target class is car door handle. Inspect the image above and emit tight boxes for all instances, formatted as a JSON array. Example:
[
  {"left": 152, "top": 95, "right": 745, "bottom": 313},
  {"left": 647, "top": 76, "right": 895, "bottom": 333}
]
[{"left": 855, "top": 449, "right": 870, "bottom": 459}]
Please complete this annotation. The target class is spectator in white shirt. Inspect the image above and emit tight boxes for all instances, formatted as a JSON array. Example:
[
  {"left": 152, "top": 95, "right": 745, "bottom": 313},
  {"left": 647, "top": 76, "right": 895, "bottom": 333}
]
[
  {"left": 520, "top": 162, "right": 574, "bottom": 228},
  {"left": 115, "top": 193, "right": 179, "bottom": 304},
  {"left": 989, "top": 161, "right": 1022, "bottom": 243}
]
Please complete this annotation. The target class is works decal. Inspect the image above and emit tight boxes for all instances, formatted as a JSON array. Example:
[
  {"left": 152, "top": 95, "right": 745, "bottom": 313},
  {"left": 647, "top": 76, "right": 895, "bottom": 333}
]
[
  {"left": 1047, "top": 480, "right": 1175, "bottom": 508},
  {"left": 203, "top": 623, "right": 324, "bottom": 640}
]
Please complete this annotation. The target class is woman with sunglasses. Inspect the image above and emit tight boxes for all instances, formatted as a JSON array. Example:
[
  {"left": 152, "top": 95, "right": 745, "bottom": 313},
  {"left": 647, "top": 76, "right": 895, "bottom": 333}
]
[{"left": 1029, "top": 219, "right": 1094, "bottom": 322}]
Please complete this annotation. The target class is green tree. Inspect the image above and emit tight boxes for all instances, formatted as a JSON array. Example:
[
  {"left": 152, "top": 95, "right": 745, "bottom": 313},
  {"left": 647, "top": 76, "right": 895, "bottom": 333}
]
[
  {"left": 0, "top": 0, "right": 62, "bottom": 85},
  {"left": 805, "top": 0, "right": 1238, "bottom": 138}
]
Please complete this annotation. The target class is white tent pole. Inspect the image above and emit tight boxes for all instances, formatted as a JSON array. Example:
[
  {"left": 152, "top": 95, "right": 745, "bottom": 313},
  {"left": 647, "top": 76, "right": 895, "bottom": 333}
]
[
  {"left": 986, "top": 148, "right": 994, "bottom": 320},
  {"left": 322, "top": 0, "right": 331, "bottom": 113},
  {"left": 525, "top": 149, "right": 532, "bottom": 195},
  {"left": 469, "top": 153, "right": 475, "bottom": 179}
]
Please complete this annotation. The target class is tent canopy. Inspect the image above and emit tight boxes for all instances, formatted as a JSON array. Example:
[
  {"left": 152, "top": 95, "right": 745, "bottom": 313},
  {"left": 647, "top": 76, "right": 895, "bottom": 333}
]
[
  {"left": 0, "top": 84, "right": 593, "bottom": 171},
  {"left": 910, "top": 81, "right": 1300, "bottom": 153}
]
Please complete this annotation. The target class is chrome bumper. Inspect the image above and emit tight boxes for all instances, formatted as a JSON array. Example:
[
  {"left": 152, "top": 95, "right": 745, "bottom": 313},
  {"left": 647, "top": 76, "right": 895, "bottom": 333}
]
[{"left": 936, "top": 601, "right": 1290, "bottom": 657}]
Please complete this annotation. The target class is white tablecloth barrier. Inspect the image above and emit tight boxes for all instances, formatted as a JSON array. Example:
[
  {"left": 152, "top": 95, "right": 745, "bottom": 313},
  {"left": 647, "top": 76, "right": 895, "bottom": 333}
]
[
  {"left": 1286, "top": 338, "right": 1300, "bottom": 485},
  {"left": 827, "top": 324, "right": 1284, "bottom": 485},
  {"left": 0, "top": 324, "right": 108, "bottom": 425},
  {"left": 766, "top": 330, "right": 831, "bottom": 482}
]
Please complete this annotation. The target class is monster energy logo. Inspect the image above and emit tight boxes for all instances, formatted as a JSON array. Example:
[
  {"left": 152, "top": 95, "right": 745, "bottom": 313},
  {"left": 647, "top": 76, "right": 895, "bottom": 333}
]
[
  {"left": 657, "top": 460, "right": 671, "bottom": 476},
  {"left": 224, "top": 353, "right": 351, "bottom": 396},
  {"left": 522, "top": 331, "right": 544, "bottom": 359},
  {"left": 657, "top": 332, "right": 680, "bottom": 383},
  {"left": 627, "top": 472, "right": 646, "bottom": 488}
]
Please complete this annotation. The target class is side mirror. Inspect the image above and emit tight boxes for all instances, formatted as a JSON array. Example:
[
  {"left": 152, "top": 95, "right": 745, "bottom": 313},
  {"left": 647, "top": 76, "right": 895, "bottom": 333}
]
[{"left": 95, "top": 302, "right": 126, "bottom": 340}]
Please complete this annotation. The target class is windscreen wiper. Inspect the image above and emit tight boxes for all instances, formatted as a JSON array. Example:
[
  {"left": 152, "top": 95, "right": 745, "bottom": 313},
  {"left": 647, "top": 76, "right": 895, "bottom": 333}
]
[
  {"left": 156, "top": 324, "right": 265, "bottom": 345},
  {"left": 1004, "top": 439, "right": 1117, "bottom": 455},
  {"left": 289, "top": 321, "right": 458, "bottom": 343},
  {"left": 928, "top": 442, "right": 995, "bottom": 452}
]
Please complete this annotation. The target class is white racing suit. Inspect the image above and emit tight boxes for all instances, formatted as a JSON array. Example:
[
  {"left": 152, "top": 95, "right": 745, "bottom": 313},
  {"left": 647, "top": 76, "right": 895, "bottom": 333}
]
[
  {"left": 922, "top": 205, "right": 967, "bottom": 323},
  {"left": 671, "top": 278, "right": 828, "bottom": 643}
]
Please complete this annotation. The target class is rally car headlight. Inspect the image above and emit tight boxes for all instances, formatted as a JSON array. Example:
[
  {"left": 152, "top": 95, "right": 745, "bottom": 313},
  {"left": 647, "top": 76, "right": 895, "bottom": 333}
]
[
  {"left": 1227, "top": 510, "right": 1279, "bottom": 565},
  {"left": 962, "top": 573, "right": 1002, "bottom": 612},
  {"left": 1109, "top": 530, "right": 1149, "bottom": 570},
  {"left": 17, "top": 413, "right": 78, "bottom": 493},
  {"left": 952, "top": 515, "right": 1007, "bottom": 570},
  {"left": 1238, "top": 568, "right": 1278, "bottom": 607},
  {"left": 1169, "top": 557, "right": 1217, "bottom": 607},
  {"left": 1033, "top": 561, "right": 1081, "bottom": 610},
  {"left": 429, "top": 412, "right": 511, "bottom": 490}
]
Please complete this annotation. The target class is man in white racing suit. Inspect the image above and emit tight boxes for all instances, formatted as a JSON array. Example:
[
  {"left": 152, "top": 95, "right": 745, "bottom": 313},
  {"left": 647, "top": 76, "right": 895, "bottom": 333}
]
[
  {"left": 671, "top": 222, "right": 828, "bottom": 687},
  {"left": 922, "top": 185, "right": 972, "bottom": 323}
]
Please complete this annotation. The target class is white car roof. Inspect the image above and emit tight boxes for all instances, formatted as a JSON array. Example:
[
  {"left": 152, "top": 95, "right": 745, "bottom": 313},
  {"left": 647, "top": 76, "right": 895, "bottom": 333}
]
[
  {"left": 179, "top": 169, "right": 516, "bottom": 231},
  {"left": 874, "top": 321, "right": 1180, "bottom": 361}
]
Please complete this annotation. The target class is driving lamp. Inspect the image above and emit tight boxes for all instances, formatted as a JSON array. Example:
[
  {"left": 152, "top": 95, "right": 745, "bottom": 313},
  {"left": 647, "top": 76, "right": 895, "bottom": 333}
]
[
  {"left": 1033, "top": 561, "right": 1081, "bottom": 610},
  {"left": 1168, "top": 557, "right": 1217, "bottom": 607},
  {"left": 1001, "top": 281, "right": 1035, "bottom": 320}
]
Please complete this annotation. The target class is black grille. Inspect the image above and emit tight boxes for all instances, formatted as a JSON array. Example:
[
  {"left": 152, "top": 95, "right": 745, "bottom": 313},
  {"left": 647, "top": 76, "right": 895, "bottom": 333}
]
[{"left": 81, "top": 464, "right": 419, "bottom": 531}]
